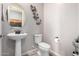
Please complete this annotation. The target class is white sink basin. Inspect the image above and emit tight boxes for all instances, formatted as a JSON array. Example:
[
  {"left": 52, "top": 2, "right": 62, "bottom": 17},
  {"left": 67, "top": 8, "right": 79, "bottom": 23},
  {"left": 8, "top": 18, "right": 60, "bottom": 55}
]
[
  {"left": 7, "top": 33, "right": 27, "bottom": 40},
  {"left": 7, "top": 32, "right": 28, "bottom": 56}
]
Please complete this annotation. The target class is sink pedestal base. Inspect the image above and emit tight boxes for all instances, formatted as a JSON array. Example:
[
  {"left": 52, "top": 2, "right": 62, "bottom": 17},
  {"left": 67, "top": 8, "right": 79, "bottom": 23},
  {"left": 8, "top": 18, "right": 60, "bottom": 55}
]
[{"left": 15, "top": 39, "right": 21, "bottom": 56}]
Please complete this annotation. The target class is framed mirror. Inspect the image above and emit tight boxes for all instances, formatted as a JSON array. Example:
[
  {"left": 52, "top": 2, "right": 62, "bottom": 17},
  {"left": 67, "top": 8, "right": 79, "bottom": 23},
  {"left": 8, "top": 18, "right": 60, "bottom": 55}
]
[{"left": 8, "top": 4, "right": 25, "bottom": 28}]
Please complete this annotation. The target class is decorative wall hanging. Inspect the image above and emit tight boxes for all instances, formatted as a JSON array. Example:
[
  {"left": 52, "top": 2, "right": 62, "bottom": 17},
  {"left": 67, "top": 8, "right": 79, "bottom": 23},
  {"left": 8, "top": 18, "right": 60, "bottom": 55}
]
[{"left": 30, "top": 5, "right": 41, "bottom": 25}]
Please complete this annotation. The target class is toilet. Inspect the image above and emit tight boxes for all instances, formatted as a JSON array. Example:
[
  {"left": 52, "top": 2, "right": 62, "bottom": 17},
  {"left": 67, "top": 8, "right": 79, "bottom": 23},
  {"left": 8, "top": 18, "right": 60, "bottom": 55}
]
[{"left": 34, "top": 34, "right": 50, "bottom": 56}]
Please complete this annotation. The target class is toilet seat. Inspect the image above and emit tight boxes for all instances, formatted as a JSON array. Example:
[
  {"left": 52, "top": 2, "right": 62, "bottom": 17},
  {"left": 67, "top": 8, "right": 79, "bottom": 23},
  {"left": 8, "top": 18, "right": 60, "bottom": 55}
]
[{"left": 38, "top": 42, "right": 50, "bottom": 51}]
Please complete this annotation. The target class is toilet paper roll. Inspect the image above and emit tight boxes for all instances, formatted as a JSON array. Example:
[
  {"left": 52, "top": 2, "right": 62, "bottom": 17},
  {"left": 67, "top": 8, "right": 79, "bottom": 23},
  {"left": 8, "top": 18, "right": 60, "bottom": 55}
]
[{"left": 53, "top": 37, "right": 60, "bottom": 53}]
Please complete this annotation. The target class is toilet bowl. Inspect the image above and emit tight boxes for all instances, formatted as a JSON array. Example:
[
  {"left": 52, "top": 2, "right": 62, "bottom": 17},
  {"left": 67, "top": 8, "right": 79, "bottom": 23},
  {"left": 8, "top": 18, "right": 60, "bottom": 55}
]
[
  {"left": 38, "top": 42, "right": 50, "bottom": 56},
  {"left": 34, "top": 34, "right": 50, "bottom": 56}
]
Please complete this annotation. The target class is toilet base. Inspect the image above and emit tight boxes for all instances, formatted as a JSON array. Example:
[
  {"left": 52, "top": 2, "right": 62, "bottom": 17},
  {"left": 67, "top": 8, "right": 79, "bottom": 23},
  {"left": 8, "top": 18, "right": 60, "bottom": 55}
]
[{"left": 38, "top": 49, "right": 49, "bottom": 56}]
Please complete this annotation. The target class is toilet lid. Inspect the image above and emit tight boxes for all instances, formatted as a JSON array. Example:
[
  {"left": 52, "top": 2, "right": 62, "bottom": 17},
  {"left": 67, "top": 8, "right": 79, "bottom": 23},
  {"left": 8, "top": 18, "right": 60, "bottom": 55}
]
[{"left": 38, "top": 42, "right": 50, "bottom": 49}]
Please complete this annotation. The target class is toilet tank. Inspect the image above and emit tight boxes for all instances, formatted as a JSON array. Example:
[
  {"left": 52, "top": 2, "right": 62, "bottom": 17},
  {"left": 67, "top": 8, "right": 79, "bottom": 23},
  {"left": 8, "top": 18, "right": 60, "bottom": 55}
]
[{"left": 34, "top": 34, "right": 42, "bottom": 44}]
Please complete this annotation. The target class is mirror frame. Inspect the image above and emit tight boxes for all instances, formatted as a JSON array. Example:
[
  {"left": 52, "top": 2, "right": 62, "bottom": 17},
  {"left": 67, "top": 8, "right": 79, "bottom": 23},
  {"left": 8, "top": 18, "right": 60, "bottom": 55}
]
[{"left": 7, "top": 4, "right": 25, "bottom": 27}]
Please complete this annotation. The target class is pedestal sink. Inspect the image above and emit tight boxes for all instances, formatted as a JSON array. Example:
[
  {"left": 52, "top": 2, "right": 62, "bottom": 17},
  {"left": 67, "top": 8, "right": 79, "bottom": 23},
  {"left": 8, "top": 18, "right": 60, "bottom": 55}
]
[{"left": 7, "top": 33, "right": 27, "bottom": 56}]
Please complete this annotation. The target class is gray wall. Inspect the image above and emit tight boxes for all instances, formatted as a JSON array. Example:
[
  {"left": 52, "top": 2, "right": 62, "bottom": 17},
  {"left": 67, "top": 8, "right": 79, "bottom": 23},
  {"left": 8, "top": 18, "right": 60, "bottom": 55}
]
[
  {"left": 0, "top": 4, "right": 2, "bottom": 56},
  {"left": 44, "top": 3, "right": 78, "bottom": 56},
  {"left": 2, "top": 3, "right": 43, "bottom": 56}
]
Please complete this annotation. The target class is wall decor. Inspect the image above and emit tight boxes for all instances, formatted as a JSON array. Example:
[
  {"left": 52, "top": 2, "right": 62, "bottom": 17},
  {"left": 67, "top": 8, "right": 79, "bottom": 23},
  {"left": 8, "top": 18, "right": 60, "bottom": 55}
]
[{"left": 30, "top": 5, "right": 41, "bottom": 25}]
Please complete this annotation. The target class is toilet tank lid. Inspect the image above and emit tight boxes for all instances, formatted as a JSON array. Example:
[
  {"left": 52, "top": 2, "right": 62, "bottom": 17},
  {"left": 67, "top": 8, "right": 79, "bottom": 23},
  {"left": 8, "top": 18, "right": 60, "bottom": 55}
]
[
  {"left": 38, "top": 42, "right": 50, "bottom": 49},
  {"left": 34, "top": 34, "right": 42, "bottom": 37}
]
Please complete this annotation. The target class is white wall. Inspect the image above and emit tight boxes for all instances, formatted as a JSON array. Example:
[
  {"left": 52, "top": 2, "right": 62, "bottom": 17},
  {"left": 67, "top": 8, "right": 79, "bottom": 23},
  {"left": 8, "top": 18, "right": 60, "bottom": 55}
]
[
  {"left": 44, "top": 3, "right": 78, "bottom": 56},
  {"left": 78, "top": 4, "right": 79, "bottom": 35}
]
